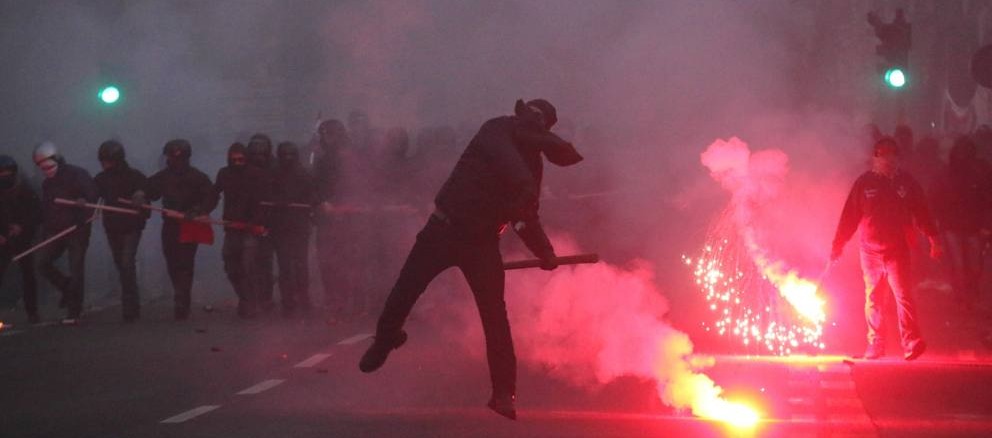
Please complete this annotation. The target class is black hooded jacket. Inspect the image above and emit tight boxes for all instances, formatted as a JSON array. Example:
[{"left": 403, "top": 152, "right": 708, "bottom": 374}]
[
  {"left": 215, "top": 164, "right": 270, "bottom": 228},
  {"left": 270, "top": 163, "right": 315, "bottom": 234},
  {"left": 0, "top": 178, "right": 41, "bottom": 250},
  {"left": 94, "top": 161, "right": 148, "bottom": 234},
  {"left": 145, "top": 165, "right": 218, "bottom": 220},
  {"left": 40, "top": 163, "right": 98, "bottom": 233},
  {"left": 434, "top": 116, "right": 579, "bottom": 258}
]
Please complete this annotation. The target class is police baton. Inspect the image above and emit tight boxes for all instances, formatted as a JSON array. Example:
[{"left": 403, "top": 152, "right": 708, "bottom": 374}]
[{"left": 503, "top": 253, "right": 600, "bottom": 270}]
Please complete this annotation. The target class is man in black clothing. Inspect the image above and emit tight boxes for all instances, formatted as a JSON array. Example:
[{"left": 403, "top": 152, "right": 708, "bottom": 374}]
[
  {"left": 247, "top": 134, "right": 277, "bottom": 312},
  {"left": 33, "top": 142, "right": 98, "bottom": 325},
  {"left": 929, "top": 136, "right": 992, "bottom": 310},
  {"left": 143, "top": 139, "right": 218, "bottom": 320},
  {"left": 831, "top": 137, "right": 942, "bottom": 361},
  {"left": 313, "top": 119, "right": 348, "bottom": 319},
  {"left": 94, "top": 140, "right": 148, "bottom": 323},
  {"left": 215, "top": 142, "right": 269, "bottom": 318},
  {"left": 0, "top": 155, "right": 41, "bottom": 323},
  {"left": 359, "top": 99, "right": 583, "bottom": 420},
  {"left": 271, "top": 141, "right": 315, "bottom": 317}
]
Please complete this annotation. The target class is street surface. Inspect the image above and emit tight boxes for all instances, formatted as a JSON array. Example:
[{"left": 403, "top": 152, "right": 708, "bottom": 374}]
[{"left": 3, "top": 299, "right": 992, "bottom": 438}]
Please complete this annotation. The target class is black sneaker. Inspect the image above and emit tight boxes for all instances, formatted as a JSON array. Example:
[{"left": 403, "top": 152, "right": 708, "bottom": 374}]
[
  {"left": 487, "top": 394, "right": 517, "bottom": 420},
  {"left": 862, "top": 344, "right": 884, "bottom": 360},
  {"left": 904, "top": 340, "right": 927, "bottom": 361},
  {"left": 359, "top": 330, "right": 407, "bottom": 373}
]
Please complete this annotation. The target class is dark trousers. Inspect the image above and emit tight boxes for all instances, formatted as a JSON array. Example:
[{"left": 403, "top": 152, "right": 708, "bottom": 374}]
[
  {"left": 274, "top": 229, "right": 310, "bottom": 311},
  {"left": 107, "top": 231, "right": 142, "bottom": 319},
  {"left": 162, "top": 222, "right": 198, "bottom": 314},
  {"left": 861, "top": 249, "right": 923, "bottom": 352},
  {"left": 943, "top": 231, "right": 985, "bottom": 308},
  {"left": 222, "top": 230, "right": 258, "bottom": 313},
  {"left": 375, "top": 217, "right": 516, "bottom": 398},
  {"left": 37, "top": 226, "right": 91, "bottom": 318},
  {"left": 255, "top": 235, "right": 275, "bottom": 308},
  {"left": 0, "top": 250, "right": 39, "bottom": 316}
]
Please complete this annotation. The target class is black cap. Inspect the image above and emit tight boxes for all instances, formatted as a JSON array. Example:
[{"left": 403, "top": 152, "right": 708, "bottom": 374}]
[
  {"left": 526, "top": 99, "right": 557, "bottom": 130},
  {"left": 0, "top": 154, "right": 17, "bottom": 172},
  {"left": 98, "top": 140, "right": 126, "bottom": 162},
  {"left": 873, "top": 137, "right": 899, "bottom": 156},
  {"left": 163, "top": 139, "right": 192, "bottom": 158}
]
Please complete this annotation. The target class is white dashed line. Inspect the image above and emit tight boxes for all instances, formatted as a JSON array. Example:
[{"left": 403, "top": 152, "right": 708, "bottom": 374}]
[
  {"left": 294, "top": 353, "right": 332, "bottom": 368},
  {"left": 787, "top": 397, "right": 814, "bottom": 406},
  {"left": 337, "top": 333, "right": 373, "bottom": 345},
  {"left": 237, "top": 379, "right": 285, "bottom": 395},
  {"left": 161, "top": 405, "right": 221, "bottom": 423},
  {"left": 819, "top": 380, "right": 856, "bottom": 391}
]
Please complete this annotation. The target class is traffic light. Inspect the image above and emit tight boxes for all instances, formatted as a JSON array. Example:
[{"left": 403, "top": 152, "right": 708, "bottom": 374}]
[
  {"left": 868, "top": 9, "right": 911, "bottom": 88},
  {"left": 98, "top": 85, "right": 121, "bottom": 105},
  {"left": 884, "top": 68, "right": 906, "bottom": 88}
]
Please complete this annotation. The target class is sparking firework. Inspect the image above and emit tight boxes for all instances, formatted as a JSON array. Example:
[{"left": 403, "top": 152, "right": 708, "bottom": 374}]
[{"left": 690, "top": 137, "right": 827, "bottom": 355}]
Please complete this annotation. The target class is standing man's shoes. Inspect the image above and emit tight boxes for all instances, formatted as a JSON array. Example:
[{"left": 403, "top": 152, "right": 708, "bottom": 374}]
[
  {"left": 904, "top": 340, "right": 927, "bottom": 361},
  {"left": 359, "top": 330, "right": 407, "bottom": 373},
  {"left": 487, "top": 394, "right": 517, "bottom": 420},
  {"left": 862, "top": 344, "right": 884, "bottom": 360}
]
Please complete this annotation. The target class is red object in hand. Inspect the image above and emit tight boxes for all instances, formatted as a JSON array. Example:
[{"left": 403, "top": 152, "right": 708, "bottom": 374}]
[{"left": 179, "top": 220, "right": 214, "bottom": 245}]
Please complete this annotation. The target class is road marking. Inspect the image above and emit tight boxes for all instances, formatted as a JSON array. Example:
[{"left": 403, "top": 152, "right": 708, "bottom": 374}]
[
  {"left": 820, "top": 380, "right": 856, "bottom": 391},
  {"left": 294, "top": 353, "right": 332, "bottom": 368},
  {"left": 826, "top": 397, "right": 864, "bottom": 409},
  {"left": 338, "top": 333, "right": 373, "bottom": 345},
  {"left": 817, "top": 363, "right": 849, "bottom": 374},
  {"left": 161, "top": 405, "right": 221, "bottom": 423},
  {"left": 237, "top": 379, "right": 285, "bottom": 395},
  {"left": 957, "top": 350, "right": 977, "bottom": 361},
  {"left": 788, "top": 397, "right": 814, "bottom": 406}
]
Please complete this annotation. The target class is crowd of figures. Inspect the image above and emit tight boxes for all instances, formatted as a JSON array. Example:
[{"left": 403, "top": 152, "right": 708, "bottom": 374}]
[
  {"left": 863, "top": 123, "right": 992, "bottom": 314},
  {"left": 0, "top": 110, "right": 492, "bottom": 325}
]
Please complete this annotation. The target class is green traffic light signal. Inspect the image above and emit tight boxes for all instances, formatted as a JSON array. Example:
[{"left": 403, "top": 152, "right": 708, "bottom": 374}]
[
  {"left": 98, "top": 85, "right": 121, "bottom": 104},
  {"left": 884, "top": 68, "right": 906, "bottom": 88}
]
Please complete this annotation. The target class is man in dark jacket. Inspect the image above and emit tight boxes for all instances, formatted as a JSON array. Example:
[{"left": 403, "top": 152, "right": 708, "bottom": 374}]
[
  {"left": 0, "top": 155, "right": 42, "bottom": 323},
  {"left": 313, "top": 119, "right": 348, "bottom": 320},
  {"left": 270, "top": 142, "right": 315, "bottom": 317},
  {"left": 143, "top": 139, "right": 218, "bottom": 320},
  {"left": 94, "top": 140, "right": 148, "bottom": 323},
  {"left": 215, "top": 142, "right": 269, "bottom": 318},
  {"left": 33, "top": 142, "right": 98, "bottom": 325},
  {"left": 359, "top": 99, "right": 583, "bottom": 420},
  {"left": 247, "top": 134, "right": 278, "bottom": 312},
  {"left": 929, "top": 136, "right": 992, "bottom": 311},
  {"left": 831, "top": 137, "right": 942, "bottom": 361}
]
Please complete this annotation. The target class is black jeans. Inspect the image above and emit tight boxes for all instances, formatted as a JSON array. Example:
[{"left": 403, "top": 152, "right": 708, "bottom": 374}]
[
  {"left": 255, "top": 235, "right": 276, "bottom": 307},
  {"left": 0, "top": 250, "right": 39, "bottom": 316},
  {"left": 107, "top": 231, "right": 142, "bottom": 319},
  {"left": 222, "top": 230, "right": 258, "bottom": 312},
  {"left": 37, "top": 226, "right": 91, "bottom": 318},
  {"left": 375, "top": 217, "right": 516, "bottom": 398},
  {"left": 162, "top": 221, "right": 198, "bottom": 314},
  {"left": 274, "top": 229, "right": 310, "bottom": 311}
]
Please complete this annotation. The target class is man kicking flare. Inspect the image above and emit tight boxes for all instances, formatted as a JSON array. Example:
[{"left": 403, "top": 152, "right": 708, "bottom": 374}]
[{"left": 359, "top": 98, "right": 583, "bottom": 420}]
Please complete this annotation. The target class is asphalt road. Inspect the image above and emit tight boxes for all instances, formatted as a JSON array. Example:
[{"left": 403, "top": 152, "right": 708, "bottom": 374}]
[{"left": 2, "top": 301, "right": 992, "bottom": 438}]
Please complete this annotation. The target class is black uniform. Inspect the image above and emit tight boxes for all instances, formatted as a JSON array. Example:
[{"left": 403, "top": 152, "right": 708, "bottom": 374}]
[
  {"left": 367, "top": 112, "right": 581, "bottom": 406},
  {"left": 145, "top": 145, "right": 218, "bottom": 320},
  {"left": 37, "top": 163, "right": 98, "bottom": 320},
  {"left": 313, "top": 120, "right": 348, "bottom": 317},
  {"left": 247, "top": 135, "right": 277, "bottom": 311},
  {"left": 94, "top": 160, "right": 148, "bottom": 321},
  {"left": 271, "top": 143, "right": 315, "bottom": 316},
  {"left": 215, "top": 144, "right": 269, "bottom": 318},
  {"left": 0, "top": 161, "right": 41, "bottom": 320}
]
